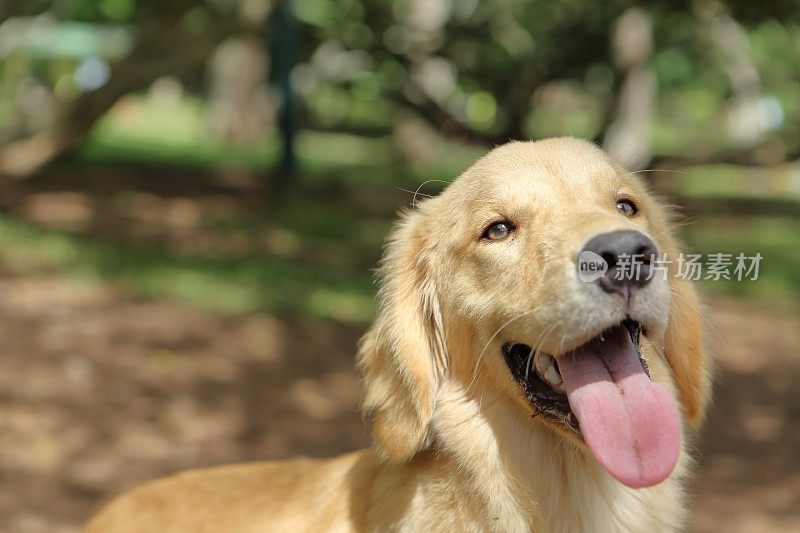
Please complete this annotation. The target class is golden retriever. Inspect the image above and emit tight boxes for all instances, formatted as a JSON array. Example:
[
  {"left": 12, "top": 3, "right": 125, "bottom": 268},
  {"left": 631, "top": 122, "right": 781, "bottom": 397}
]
[{"left": 88, "top": 138, "right": 711, "bottom": 532}]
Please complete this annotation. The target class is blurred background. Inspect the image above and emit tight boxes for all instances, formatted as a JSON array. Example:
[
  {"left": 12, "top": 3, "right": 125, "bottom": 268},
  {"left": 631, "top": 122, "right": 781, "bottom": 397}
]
[{"left": 1, "top": 0, "right": 799, "bottom": 531}]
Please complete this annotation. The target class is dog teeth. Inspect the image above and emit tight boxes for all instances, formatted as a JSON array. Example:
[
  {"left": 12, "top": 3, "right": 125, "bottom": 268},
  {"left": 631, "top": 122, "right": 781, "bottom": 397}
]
[
  {"left": 545, "top": 364, "right": 563, "bottom": 390},
  {"left": 534, "top": 353, "right": 564, "bottom": 392},
  {"left": 534, "top": 352, "right": 549, "bottom": 374}
]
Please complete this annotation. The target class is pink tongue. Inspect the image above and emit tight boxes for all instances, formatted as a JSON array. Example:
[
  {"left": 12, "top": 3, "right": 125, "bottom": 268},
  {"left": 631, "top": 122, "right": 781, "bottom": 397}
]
[{"left": 558, "top": 326, "right": 681, "bottom": 488}]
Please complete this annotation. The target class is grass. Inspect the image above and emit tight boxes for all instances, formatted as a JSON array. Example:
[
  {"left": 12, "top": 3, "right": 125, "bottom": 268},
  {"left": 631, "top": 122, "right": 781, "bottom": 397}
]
[
  {"left": 79, "top": 95, "right": 283, "bottom": 168},
  {"left": 0, "top": 210, "right": 379, "bottom": 323},
  {"left": 681, "top": 217, "right": 800, "bottom": 304},
  {"left": 674, "top": 164, "right": 800, "bottom": 198},
  {"left": 77, "top": 94, "right": 485, "bottom": 189}
]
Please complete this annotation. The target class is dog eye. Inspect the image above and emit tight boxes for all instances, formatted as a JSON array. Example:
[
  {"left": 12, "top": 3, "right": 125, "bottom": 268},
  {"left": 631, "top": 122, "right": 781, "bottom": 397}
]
[
  {"left": 482, "top": 221, "right": 514, "bottom": 241},
  {"left": 616, "top": 199, "right": 637, "bottom": 217}
]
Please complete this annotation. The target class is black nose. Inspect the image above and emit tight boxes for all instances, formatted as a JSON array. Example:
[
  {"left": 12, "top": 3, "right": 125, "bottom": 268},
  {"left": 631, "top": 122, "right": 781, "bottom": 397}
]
[{"left": 580, "top": 230, "right": 658, "bottom": 295}]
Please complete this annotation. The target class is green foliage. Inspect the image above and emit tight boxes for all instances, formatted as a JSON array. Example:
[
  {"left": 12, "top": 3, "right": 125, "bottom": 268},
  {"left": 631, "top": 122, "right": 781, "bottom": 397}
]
[{"left": 4, "top": 0, "right": 800, "bottom": 151}]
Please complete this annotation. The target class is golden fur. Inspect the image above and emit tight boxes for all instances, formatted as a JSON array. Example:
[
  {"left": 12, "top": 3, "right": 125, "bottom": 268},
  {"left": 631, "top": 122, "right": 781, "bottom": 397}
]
[{"left": 88, "top": 138, "right": 710, "bottom": 532}]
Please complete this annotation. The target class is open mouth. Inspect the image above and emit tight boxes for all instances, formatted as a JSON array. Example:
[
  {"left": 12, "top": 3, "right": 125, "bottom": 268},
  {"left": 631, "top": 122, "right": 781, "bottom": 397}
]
[
  {"left": 502, "top": 318, "right": 682, "bottom": 489},
  {"left": 502, "top": 319, "right": 645, "bottom": 434}
]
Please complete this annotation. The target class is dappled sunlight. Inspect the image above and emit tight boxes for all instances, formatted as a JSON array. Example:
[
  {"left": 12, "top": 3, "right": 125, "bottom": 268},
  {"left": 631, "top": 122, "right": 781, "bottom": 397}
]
[
  {"left": 0, "top": 172, "right": 390, "bottom": 322},
  {"left": 0, "top": 274, "right": 367, "bottom": 529},
  {"left": 2, "top": 0, "right": 800, "bottom": 529}
]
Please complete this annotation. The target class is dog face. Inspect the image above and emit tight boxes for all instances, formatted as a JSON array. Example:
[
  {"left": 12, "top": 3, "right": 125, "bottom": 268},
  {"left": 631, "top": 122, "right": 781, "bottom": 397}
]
[
  {"left": 430, "top": 138, "right": 670, "bottom": 359},
  {"left": 358, "top": 138, "right": 710, "bottom": 488}
]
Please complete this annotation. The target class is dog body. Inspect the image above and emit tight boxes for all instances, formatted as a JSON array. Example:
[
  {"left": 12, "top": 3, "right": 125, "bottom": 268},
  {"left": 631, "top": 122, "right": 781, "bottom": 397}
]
[
  {"left": 89, "top": 138, "right": 709, "bottom": 532},
  {"left": 89, "top": 426, "right": 682, "bottom": 532}
]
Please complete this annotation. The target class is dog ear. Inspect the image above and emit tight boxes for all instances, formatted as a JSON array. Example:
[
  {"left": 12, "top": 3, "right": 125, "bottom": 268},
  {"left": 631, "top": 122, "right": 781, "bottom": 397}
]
[
  {"left": 661, "top": 234, "right": 712, "bottom": 427},
  {"left": 357, "top": 206, "right": 446, "bottom": 462}
]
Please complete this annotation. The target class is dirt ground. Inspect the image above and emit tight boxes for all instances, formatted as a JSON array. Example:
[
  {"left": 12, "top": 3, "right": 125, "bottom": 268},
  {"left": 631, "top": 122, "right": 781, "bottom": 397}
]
[{"left": 1, "top": 274, "right": 798, "bottom": 532}]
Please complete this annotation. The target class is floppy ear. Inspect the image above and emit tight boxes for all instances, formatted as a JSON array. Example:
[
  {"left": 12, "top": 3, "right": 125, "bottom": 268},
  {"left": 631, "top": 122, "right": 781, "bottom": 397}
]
[
  {"left": 357, "top": 206, "right": 446, "bottom": 462},
  {"left": 661, "top": 234, "right": 712, "bottom": 428}
]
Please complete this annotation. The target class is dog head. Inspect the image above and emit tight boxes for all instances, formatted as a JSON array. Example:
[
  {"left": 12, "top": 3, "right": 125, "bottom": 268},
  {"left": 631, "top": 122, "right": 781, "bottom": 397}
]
[{"left": 358, "top": 138, "right": 710, "bottom": 488}]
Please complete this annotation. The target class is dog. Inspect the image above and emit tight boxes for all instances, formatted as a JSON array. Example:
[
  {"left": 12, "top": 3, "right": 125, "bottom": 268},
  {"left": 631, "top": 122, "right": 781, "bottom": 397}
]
[{"left": 88, "top": 138, "right": 711, "bottom": 532}]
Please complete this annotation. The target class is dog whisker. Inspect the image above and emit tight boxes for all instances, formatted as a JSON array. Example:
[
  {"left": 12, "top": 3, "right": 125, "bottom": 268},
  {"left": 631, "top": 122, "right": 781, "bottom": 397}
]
[
  {"left": 633, "top": 168, "right": 689, "bottom": 176},
  {"left": 467, "top": 309, "right": 538, "bottom": 392},
  {"left": 524, "top": 346, "right": 534, "bottom": 381},
  {"left": 396, "top": 187, "right": 433, "bottom": 198},
  {"left": 411, "top": 179, "right": 450, "bottom": 209}
]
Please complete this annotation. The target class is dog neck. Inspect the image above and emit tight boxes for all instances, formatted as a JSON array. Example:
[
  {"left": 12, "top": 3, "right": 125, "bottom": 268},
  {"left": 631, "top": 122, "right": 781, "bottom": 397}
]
[{"left": 420, "top": 380, "right": 687, "bottom": 532}]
